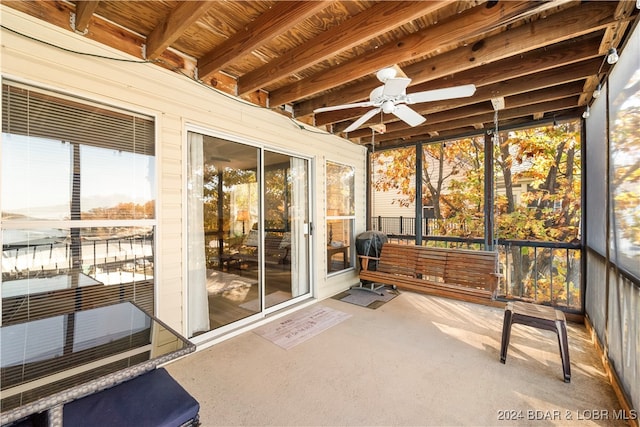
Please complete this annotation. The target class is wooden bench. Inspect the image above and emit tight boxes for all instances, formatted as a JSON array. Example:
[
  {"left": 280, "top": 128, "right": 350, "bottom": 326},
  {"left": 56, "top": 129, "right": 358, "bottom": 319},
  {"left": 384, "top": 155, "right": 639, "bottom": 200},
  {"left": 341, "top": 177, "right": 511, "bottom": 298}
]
[{"left": 358, "top": 243, "right": 501, "bottom": 303}]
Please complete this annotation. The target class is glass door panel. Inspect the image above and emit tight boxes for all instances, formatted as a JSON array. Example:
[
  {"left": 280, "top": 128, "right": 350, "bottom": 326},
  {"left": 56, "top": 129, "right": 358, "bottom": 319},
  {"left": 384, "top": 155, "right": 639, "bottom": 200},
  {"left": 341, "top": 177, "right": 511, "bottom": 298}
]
[
  {"left": 263, "top": 151, "right": 309, "bottom": 308},
  {"left": 187, "top": 133, "right": 260, "bottom": 335}
]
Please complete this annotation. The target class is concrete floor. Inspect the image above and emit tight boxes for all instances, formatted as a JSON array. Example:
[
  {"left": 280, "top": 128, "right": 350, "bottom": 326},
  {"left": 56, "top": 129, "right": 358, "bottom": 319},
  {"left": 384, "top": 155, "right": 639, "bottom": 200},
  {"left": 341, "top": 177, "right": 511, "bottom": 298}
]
[{"left": 166, "top": 291, "right": 626, "bottom": 426}]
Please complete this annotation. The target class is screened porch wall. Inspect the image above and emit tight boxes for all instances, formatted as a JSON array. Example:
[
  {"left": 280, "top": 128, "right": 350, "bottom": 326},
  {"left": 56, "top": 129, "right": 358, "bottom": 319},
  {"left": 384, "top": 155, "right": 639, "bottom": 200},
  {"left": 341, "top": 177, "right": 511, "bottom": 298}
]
[
  {"left": 585, "top": 252, "right": 639, "bottom": 417},
  {"left": 583, "top": 21, "right": 640, "bottom": 416}
]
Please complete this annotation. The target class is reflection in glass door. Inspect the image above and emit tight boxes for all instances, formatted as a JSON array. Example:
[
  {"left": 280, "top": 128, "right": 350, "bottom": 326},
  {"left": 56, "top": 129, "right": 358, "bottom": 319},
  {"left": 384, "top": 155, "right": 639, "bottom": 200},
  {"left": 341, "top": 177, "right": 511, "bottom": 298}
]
[
  {"left": 263, "top": 151, "right": 309, "bottom": 308},
  {"left": 186, "top": 131, "right": 310, "bottom": 338}
]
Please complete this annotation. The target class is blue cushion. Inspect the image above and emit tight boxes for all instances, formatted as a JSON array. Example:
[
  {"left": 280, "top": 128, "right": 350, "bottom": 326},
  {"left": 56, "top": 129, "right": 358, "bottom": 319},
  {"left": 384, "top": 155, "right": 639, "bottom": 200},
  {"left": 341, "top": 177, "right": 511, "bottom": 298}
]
[{"left": 63, "top": 368, "right": 199, "bottom": 427}]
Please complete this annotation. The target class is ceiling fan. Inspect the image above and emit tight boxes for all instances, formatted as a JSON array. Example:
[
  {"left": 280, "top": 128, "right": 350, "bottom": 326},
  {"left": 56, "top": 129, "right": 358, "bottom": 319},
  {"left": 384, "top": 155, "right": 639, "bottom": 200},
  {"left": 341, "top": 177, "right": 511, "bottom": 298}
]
[{"left": 314, "top": 67, "right": 476, "bottom": 133}]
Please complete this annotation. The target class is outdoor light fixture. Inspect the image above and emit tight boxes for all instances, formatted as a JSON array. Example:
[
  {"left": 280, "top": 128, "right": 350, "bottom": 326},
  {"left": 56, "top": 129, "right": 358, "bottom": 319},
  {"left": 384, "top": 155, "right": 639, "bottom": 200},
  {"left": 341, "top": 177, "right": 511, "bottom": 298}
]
[
  {"left": 593, "top": 84, "right": 601, "bottom": 99},
  {"left": 607, "top": 48, "right": 619, "bottom": 65},
  {"left": 582, "top": 106, "right": 590, "bottom": 119}
]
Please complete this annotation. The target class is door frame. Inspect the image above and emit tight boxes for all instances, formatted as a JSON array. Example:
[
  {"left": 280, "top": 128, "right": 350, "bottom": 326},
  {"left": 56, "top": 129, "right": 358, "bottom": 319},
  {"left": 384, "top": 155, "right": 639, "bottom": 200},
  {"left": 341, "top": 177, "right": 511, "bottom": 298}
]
[{"left": 183, "top": 124, "right": 315, "bottom": 343}]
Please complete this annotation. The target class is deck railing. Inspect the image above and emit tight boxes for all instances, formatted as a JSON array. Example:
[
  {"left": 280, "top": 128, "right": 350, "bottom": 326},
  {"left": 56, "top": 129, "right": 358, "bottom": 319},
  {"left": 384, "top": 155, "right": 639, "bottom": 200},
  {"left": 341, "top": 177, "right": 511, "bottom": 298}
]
[
  {"left": 2, "top": 235, "right": 154, "bottom": 285},
  {"left": 371, "top": 216, "right": 583, "bottom": 312}
]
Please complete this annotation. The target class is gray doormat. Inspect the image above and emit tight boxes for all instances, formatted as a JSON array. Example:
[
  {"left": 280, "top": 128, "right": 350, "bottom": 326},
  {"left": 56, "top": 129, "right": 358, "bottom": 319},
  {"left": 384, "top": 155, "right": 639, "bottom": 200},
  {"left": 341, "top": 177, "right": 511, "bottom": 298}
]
[{"left": 333, "top": 287, "right": 399, "bottom": 309}]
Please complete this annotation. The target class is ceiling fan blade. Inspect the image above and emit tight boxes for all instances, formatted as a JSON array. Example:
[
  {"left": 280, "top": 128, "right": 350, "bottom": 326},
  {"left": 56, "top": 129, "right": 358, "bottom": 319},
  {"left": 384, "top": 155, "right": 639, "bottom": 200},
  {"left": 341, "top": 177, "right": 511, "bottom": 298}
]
[
  {"left": 406, "top": 84, "right": 477, "bottom": 104},
  {"left": 314, "top": 101, "right": 374, "bottom": 113},
  {"left": 393, "top": 104, "right": 426, "bottom": 127},
  {"left": 383, "top": 77, "right": 411, "bottom": 97},
  {"left": 343, "top": 108, "right": 381, "bottom": 133}
]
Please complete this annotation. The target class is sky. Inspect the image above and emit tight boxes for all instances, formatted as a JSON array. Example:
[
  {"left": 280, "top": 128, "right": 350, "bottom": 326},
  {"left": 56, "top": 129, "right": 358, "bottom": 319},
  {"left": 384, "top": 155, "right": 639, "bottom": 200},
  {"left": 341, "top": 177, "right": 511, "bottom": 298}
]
[{"left": 2, "top": 134, "right": 154, "bottom": 219}]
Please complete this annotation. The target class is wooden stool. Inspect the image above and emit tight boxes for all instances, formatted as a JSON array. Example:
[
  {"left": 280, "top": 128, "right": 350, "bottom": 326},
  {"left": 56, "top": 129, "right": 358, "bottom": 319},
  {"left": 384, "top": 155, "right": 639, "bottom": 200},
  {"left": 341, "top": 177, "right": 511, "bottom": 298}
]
[{"left": 500, "top": 301, "right": 571, "bottom": 382}]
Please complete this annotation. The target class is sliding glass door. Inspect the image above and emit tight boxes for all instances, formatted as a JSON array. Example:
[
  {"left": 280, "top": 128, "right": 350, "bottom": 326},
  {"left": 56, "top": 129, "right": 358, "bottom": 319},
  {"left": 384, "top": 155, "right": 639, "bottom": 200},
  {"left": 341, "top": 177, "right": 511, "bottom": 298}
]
[
  {"left": 263, "top": 151, "right": 309, "bottom": 306},
  {"left": 186, "top": 131, "right": 311, "bottom": 337}
]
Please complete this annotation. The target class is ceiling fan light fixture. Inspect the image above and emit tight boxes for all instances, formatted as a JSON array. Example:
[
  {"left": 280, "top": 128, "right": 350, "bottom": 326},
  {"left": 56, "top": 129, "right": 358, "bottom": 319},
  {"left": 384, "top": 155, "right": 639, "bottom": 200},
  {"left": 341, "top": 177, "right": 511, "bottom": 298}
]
[
  {"left": 582, "top": 106, "right": 590, "bottom": 119},
  {"left": 381, "top": 100, "right": 396, "bottom": 114},
  {"left": 607, "top": 48, "right": 619, "bottom": 64},
  {"left": 593, "top": 83, "right": 601, "bottom": 99}
]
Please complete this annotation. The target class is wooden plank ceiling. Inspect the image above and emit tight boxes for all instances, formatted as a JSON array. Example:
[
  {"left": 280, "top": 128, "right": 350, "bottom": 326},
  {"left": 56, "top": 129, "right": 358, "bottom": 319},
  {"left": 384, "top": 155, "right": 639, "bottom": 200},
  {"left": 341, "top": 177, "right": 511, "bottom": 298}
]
[{"left": 4, "top": 0, "right": 639, "bottom": 149}]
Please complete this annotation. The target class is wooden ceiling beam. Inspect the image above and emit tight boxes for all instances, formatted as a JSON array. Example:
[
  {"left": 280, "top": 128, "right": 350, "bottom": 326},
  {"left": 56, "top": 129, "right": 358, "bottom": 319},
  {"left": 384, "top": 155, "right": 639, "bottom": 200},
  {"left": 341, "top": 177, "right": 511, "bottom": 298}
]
[
  {"left": 270, "top": 1, "right": 542, "bottom": 107},
  {"left": 145, "top": 1, "right": 215, "bottom": 60},
  {"left": 331, "top": 56, "right": 603, "bottom": 134},
  {"left": 298, "top": 1, "right": 619, "bottom": 117},
  {"left": 579, "top": 1, "right": 637, "bottom": 106},
  {"left": 343, "top": 55, "right": 597, "bottom": 137},
  {"left": 1, "top": 0, "right": 251, "bottom": 102},
  {"left": 4, "top": 0, "right": 635, "bottom": 144},
  {"left": 73, "top": 1, "right": 100, "bottom": 33},
  {"left": 198, "top": 1, "right": 331, "bottom": 80},
  {"left": 365, "top": 97, "right": 579, "bottom": 144},
  {"left": 430, "top": 82, "right": 583, "bottom": 131},
  {"left": 350, "top": 83, "right": 583, "bottom": 139},
  {"left": 314, "top": 36, "right": 602, "bottom": 125},
  {"left": 408, "top": 57, "right": 601, "bottom": 122},
  {"left": 237, "top": 1, "right": 449, "bottom": 96},
  {"left": 406, "top": 37, "right": 603, "bottom": 94}
]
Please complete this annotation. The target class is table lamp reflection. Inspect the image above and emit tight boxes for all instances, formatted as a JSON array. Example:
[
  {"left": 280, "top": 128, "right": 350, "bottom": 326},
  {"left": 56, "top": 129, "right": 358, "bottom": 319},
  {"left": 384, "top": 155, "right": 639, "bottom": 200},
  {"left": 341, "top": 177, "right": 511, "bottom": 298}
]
[{"left": 237, "top": 210, "right": 250, "bottom": 234}]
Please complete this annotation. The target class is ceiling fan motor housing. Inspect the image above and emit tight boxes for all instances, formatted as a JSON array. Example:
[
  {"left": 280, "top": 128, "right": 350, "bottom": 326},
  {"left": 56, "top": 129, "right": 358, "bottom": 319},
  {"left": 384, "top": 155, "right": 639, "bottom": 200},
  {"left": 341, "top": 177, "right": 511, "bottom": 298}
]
[{"left": 369, "top": 85, "right": 406, "bottom": 107}]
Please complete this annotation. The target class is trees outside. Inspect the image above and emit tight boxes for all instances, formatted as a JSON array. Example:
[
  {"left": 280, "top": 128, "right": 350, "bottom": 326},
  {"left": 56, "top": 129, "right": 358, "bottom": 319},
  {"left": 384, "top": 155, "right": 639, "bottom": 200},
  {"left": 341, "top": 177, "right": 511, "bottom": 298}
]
[
  {"left": 610, "top": 85, "right": 640, "bottom": 273},
  {"left": 496, "top": 123, "right": 581, "bottom": 242},
  {"left": 372, "top": 123, "right": 581, "bottom": 241},
  {"left": 200, "top": 165, "right": 294, "bottom": 236},
  {"left": 202, "top": 166, "right": 256, "bottom": 239},
  {"left": 495, "top": 122, "right": 581, "bottom": 306},
  {"left": 372, "top": 121, "right": 582, "bottom": 307},
  {"left": 372, "top": 139, "right": 485, "bottom": 237}
]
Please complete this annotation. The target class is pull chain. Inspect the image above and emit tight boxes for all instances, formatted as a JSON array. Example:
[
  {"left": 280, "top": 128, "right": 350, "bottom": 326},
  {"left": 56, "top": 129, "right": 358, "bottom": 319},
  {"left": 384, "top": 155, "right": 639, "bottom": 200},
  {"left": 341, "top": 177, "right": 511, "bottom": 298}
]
[
  {"left": 493, "top": 109, "right": 499, "bottom": 145},
  {"left": 371, "top": 126, "right": 375, "bottom": 153}
]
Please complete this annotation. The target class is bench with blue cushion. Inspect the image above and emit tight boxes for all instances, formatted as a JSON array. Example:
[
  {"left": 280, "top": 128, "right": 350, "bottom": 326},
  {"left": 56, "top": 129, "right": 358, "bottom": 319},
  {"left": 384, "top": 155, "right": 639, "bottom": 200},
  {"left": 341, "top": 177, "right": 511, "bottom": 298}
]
[{"left": 62, "top": 368, "right": 199, "bottom": 427}]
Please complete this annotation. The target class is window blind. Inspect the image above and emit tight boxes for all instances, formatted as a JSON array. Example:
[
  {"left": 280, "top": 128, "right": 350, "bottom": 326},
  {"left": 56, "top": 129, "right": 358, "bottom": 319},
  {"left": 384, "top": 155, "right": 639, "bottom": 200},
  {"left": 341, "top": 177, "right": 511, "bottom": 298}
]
[
  {"left": 2, "top": 82, "right": 156, "bottom": 325},
  {"left": 2, "top": 84, "right": 154, "bottom": 155}
]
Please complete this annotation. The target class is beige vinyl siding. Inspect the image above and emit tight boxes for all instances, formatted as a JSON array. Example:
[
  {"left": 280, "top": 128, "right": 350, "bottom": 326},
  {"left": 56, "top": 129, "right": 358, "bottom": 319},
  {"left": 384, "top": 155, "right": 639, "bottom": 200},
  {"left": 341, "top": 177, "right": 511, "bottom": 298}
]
[
  {"left": 1, "top": 6, "right": 366, "bottom": 334},
  {"left": 372, "top": 189, "right": 415, "bottom": 218},
  {"left": 157, "top": 114, "right": 184, "bottom": 329}
]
